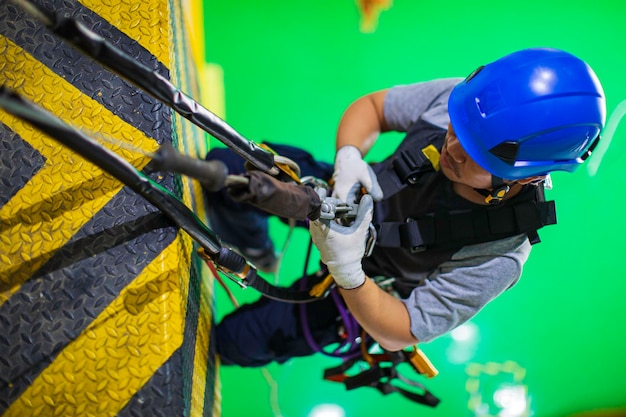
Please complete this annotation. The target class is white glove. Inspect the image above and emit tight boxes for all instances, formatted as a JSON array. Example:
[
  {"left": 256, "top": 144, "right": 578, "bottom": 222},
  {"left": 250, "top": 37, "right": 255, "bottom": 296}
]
[
  {"left": 309, "top": 194, "right": 374, "bottom": 289},
  {"left": 332, "top": 146, "right": 383, "bottom": 204}
]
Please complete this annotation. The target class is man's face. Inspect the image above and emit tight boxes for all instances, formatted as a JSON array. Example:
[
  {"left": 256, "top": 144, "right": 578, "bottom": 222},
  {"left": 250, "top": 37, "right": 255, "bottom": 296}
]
[{"left": 440, "top": 123, "right": 494, "bottom": 190}]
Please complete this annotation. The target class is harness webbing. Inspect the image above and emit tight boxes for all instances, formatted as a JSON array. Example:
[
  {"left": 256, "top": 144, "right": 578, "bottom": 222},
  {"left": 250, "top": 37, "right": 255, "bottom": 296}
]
[
  {"left": 375, "top": 142, "right": 442, "bottom": 200},
  {"left": 323, "top": 347, "right": 441, "bottom": 407},
  {"left": 372, "top": 119, "right": 557, "bottom": 250},
  {"left": 376, "top": 196, "right": 556, "bottom": 251}
]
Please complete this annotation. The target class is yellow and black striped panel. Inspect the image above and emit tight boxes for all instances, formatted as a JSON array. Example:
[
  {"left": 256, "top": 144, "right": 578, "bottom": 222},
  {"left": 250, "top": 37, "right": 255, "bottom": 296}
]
[{"left": 0, "top": 0, "right": 217, "bottom": 416}]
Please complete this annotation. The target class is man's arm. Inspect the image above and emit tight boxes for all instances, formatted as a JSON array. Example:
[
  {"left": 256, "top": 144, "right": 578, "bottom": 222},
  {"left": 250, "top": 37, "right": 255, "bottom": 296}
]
[
  {"left": 403, "top": 235, "right": 530, "bottom": 344},
  {"left": 335, "top": 89, "right": 390, "bottom": 154},
  {"left": 317, "top": 79, "right": 471, "bottom": 350},
  {"left": 339, "top": 278, "right": 418, "bottom": 351},
  {"left": 331, "top": 90, "right": 388, "bottom": 203},
  {"left": 309, "top": 194, "right": 418, "bottom": 352},
  {"left": 327, "top": 88, "right": 419, "bottom": 351}
]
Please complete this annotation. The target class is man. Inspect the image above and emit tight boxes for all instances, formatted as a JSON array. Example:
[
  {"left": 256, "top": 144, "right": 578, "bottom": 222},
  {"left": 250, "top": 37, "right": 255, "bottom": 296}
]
[{"left": 209, "top": 48, "right": 605, "bottom": 365}]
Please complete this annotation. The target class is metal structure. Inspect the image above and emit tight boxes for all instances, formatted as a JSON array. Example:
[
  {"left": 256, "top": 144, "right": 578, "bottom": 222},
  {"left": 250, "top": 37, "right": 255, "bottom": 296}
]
[{"left": 0, "top": 0, "right": 219, "bottom": 415}]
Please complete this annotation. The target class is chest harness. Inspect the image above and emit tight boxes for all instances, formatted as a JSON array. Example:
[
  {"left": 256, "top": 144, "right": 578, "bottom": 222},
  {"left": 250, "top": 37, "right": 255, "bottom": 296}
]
[{"left": 372, "top": 119, "right": 557, "bottom": 252}]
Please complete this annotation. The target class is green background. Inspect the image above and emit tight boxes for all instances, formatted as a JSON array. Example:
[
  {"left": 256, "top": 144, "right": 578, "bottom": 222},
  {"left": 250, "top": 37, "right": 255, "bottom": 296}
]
[{"left": 201, "top": 1, "right": 626, "bottom": 416}]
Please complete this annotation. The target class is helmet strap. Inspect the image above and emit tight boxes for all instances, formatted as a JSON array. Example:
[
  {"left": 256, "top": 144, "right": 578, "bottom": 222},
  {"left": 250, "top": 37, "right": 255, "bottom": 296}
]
[{"left": 474, "top": 175, "right": 511, "bottom": 205}]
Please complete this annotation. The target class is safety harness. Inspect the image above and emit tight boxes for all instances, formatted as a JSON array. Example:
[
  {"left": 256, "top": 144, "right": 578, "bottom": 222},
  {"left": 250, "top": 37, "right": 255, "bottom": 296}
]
[
  {"left": 301, "top": 271, "right": 442, "bottom": 407},
  {"left": 318, "top": 120, "right": 558, "bottom": 407},
  {"left": 372, "top": 119, "right": 557, "bottom": 252},
  {"left": 323, "top": 333, "right": 441, "bottom": 407},
  {"left": 375, "top": 190, "right": 556, "bottom": 251}
]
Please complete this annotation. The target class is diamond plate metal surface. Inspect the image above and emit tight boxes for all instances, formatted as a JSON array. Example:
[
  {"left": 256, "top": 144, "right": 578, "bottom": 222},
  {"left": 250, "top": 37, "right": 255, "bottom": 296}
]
[
  {"left": 0, "top": 0, "right": 217, "bottom": 415},
  {"left": 0, "top": 124, "right": 46, "bottom": 207},
  {"left": 0, "top": 35, "right": 159, "bottom": 297},
  {"left": 0, "top": 0, "right": 170, "bottom": 141}
]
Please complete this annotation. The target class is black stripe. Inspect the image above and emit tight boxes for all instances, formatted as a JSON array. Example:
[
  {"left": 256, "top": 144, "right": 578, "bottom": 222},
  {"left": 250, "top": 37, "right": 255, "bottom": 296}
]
[
  {"left": 181, "top": 253, "right": 202, "bottom": 411},
  {"left": 0, "top": 123, "right": 46, "bottom": 208},
  {"left": 118, "top": 349, "right": 186, "bottom": 417},
  {"left": 204, "top": 324, "right": 218, "bottom": 416}
]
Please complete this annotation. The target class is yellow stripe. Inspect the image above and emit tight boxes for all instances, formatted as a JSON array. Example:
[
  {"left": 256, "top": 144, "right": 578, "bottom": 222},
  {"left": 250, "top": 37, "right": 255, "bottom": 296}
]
[
  {"left": 0, "top": 38, "right": 157, "bottom": 305},
  {"left": 184, "top": 0, "right": 206, "bottom": 68},
  {"left": 213, "top": 357, "right": 222, "bottom": 417},
  {"left": 202, "top": 63, "right": 226, "bottom": 122},
  {"left": 79, "top": 0, "right": 170, "bottom": 68},
  {"left": 4, "top": 237, "right": 187, "bottom": 417}
]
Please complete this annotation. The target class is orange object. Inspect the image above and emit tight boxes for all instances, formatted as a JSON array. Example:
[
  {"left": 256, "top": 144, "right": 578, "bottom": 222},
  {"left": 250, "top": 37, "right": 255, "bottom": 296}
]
[{"left": 356, "top": 0, "right": 392, "bottom": 32}]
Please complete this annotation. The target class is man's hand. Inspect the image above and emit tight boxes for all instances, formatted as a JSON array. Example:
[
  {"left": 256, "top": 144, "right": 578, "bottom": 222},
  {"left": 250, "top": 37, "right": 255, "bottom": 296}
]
[
  {"left": 309, "top": 194, "right": 374, "bottom": 289},
  {"left": 332, "top": 146, "right": 383, "bottom": 204}
]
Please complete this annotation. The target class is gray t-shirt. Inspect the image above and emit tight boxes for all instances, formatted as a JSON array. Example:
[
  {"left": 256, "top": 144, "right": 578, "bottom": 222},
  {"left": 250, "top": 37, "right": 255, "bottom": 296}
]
[
  {"left": 380, "top": 79, "right": 532, "bottom": 343},
  {"left": 384, "top": 78, "right": 462, "bottom": 131}
]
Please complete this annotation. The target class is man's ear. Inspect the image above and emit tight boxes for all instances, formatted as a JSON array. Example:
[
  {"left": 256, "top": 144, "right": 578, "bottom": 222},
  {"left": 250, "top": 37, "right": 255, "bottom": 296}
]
[{"left": 516, "top": 175, "right": 546, "bottom": 185}]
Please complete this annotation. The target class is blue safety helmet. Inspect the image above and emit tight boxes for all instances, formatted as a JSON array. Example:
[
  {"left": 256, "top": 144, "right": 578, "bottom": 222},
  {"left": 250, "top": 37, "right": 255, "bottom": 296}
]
[{"left": 448, "top": 48, "right": 606, "bottom": 180}]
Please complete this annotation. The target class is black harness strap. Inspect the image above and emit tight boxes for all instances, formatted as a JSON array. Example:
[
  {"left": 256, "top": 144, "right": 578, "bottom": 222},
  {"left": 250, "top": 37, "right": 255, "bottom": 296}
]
[
  {"left": 376, "top": 197, "right": 556, "bottom": 251},
  {"left": 372, "top": 118, "right": 557, "bottom": 251},
  {"left": 323, "top": 351, "right": 441, "bottom": 407},
  {"left": 375, "top": 127, "right": 445, "bottom": 200},
  {"left": 376, "top": 146, "right": 436, "bottom": 199}
]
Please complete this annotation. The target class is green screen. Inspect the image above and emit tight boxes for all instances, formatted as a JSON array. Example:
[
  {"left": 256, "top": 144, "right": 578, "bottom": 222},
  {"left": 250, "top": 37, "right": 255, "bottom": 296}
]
[{"left": 201, "top": 1, "right": 626, "bottom": 416}]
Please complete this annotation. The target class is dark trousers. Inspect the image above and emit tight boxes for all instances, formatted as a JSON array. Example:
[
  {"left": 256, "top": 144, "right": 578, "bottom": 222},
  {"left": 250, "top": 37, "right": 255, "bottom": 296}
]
[
  {"left": 215, "top": 284, "right": 342, "bottom": 366},
  {"left": 206, "top": 143, "right": 340, "bottom": 366},
  {"left": 204, "top": 143, "right": 333, "bottom": 250}
]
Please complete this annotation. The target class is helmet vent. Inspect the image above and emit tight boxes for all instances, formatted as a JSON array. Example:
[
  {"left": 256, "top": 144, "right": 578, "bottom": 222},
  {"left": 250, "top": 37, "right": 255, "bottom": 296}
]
[
  {"left": 465, "top": 65, "right": 485, "bottom": 82},
  {"left": 489, "top": 141, "right": 520, "bottom": 165}
]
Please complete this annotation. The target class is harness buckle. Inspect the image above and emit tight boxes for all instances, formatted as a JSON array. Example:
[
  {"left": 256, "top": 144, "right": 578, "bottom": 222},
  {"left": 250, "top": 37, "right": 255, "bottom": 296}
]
[
  {"left": 410, "top": 245, "right": 426, "bottom": 253},
  {"left": 405, "top": 217, "right": 426, "bottom": 253}
]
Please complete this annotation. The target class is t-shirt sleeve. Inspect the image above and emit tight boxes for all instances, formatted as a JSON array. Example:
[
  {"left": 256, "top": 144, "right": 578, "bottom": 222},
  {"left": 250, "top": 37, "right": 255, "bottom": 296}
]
[
  {"left": 401, "top": 234, "right": 532, "bottom": 343},
  {"left": 383, "top": 78, "right": 463, "bottom": 131}
]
